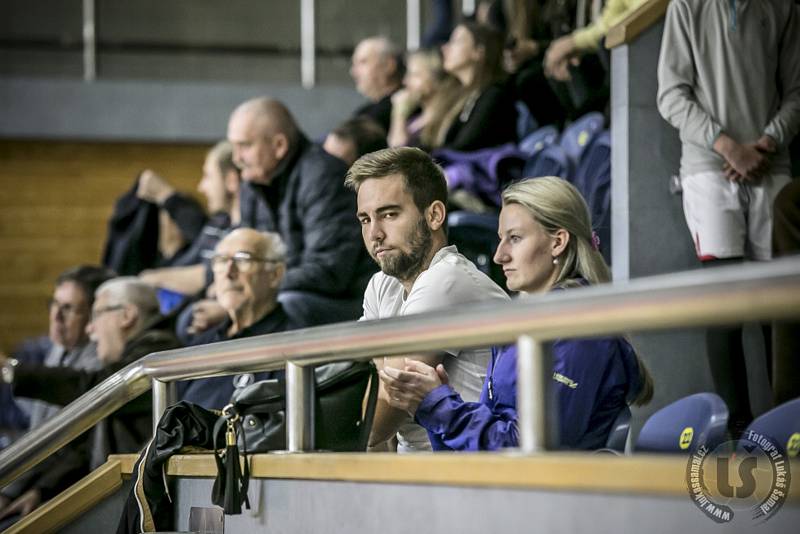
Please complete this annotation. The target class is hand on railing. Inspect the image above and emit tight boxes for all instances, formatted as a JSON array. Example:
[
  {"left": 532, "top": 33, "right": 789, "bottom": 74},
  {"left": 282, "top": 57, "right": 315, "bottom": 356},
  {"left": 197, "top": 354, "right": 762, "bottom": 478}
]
[{"left": 0, "top": 488, "right": 41, "bottom": 522}]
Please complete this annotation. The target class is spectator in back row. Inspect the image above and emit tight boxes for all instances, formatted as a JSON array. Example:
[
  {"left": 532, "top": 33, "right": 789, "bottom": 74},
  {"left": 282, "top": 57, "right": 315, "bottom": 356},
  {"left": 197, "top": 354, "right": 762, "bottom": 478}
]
[
  {"left": 223, "top": 96, "right": 376, "bottom": 328},
  {"left": 387, "top": 48, "right": 463, "bottom": 149},
  {"left": 323, "top": 116, "right": 388, "bottom": 166},
  {"left": 0, "top": 278, "right": 179, "bottom": 524},
  {"left": 345, "top": 147, "right": 509, "bottom": 451},
  {"left": 544, "top": 0, "right": 646, "bottom": 82},
  {"left": 179, "top": 228, "right": 297, "bottom": 409},
  {"left": 433, "top": 22, "right": 517, "bottom": 152},
  {"left": 0, "top": 266, "right": 115, "bottom": 527},
  {"left": 350, "top": 36, "right": 405, "bottom": 132},
  {"left": 380, "top": 177, "right": 653, "bottom": 451},
  {"left": 139, "top": 141, "right": 241, "bottom": 297}
]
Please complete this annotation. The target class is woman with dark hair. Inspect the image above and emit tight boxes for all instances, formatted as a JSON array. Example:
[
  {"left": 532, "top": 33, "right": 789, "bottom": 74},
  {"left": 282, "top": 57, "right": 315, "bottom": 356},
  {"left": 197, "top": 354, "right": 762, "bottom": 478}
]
[
  {"left": 432, "top": 22, "right": 518, "bottom": 151},
  {"left": 379, "top": 176, "right": 653, "bottom": 451}
]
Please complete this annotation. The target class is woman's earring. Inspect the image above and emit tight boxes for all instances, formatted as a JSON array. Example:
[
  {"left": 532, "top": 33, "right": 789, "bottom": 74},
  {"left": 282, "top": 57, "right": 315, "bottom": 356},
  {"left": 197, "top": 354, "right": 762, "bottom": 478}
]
[{"left": 552, "top": 256, "right": 558, "bottom": 265}]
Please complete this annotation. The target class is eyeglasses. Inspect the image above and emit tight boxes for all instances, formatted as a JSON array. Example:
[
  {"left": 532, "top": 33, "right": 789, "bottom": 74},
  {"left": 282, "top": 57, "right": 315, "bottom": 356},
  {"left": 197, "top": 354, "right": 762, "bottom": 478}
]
[
  {"left": 90, "top": 305, "right": 125, "bottom": 322},
  {"left": 210, "top": 252, "right": 279, "bottom": 273},
  {"left": 48, "top": 299, "right": 87, "bottom": 319}
]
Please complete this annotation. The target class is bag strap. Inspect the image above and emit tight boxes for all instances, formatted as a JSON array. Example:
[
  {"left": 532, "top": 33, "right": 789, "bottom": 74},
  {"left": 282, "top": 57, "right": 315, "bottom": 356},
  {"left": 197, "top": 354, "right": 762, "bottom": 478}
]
[{"left": 357, "top": 363, "right": 380, "bottom": 451}]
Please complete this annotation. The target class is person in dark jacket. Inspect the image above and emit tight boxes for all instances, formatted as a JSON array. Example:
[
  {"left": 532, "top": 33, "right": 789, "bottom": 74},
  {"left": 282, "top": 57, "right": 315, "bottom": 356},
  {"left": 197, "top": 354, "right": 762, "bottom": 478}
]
[
  {"left": 0, "top": 265, "right": 115, "bottom": 526},
  {"left": 379, "top": 177, "right": 653, "bottom": 451},
  {"left": 437, "top": 22, "right": 517, "bottom": 151},
  {"left": 0, "top": 278, "right": 179, "bottom": 524},
  {"left": 222, "top": 96, "right": 375, "bottom": 327},
  {"left": 179, "top": 228, "right": 297, "bottom": 409},
  {"left": 139, "top": 140, "right": 241, "bottom": 297},
  {"left": 350, "top": 36, "right": 404, "bottom": 132},
  {"left": 102, "top": 172, "right": 207, "bottom": 276}
]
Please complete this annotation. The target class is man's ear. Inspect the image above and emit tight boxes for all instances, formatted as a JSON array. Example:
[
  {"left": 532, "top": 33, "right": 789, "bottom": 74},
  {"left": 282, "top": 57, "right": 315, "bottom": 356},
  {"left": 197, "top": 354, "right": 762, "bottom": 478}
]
[
  {"left": 269, "top": 263, "right": 286, "bottom": 289},
  {"left": 224, "top": 170, "right": 240, "bottom": 195},
  {"left": 551, "top": 228, "right": 570, "bottom": 258},
  {"left": 272, "top": 133, "right": 290, "bottom": 160},
  {"left": 120, "top": 304, "right": 139, "bottom": 331},
  {"left": 426, "top": 200, "right": 447, "bottom": 231}
]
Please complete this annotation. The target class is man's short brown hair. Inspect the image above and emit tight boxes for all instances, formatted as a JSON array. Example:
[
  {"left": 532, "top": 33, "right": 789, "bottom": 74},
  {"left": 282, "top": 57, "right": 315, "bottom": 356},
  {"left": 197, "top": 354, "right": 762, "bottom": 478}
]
[{"left": 344, "top": 147, "right": 448, "bottom": 214}]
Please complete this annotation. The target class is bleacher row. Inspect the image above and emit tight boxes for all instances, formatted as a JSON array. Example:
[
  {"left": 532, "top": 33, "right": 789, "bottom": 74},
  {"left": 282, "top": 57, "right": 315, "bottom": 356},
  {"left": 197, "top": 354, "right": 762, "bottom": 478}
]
[
  {"left": 614, "top": 394, "right": 799, "bottom": 457},
  {"left": 445, "top": 111, "right": 612, "bottom": 285}
]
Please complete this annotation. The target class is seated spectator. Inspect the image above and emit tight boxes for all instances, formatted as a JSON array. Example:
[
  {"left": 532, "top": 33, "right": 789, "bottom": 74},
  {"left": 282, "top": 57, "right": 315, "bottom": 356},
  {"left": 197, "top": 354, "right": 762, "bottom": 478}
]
[
  {"left": 345, "top": 147, "right": 509, "bottom": 451},
  {"left": 387, "top": 49, "right": 462, "bottom": 149},
  {"left": 323, "top": 116, "right": 388, "bottom": 166},
  {"left": 350, "top": 36, "right": 405, "bottom": 132},
  {"left": 379, "top": 176, "right": 653, "bottom": 451},
  {"left": 544, "top": 0, "right": 645, "bottom": 82},
  {"left": 210, "top": 96, "right": 375, "bottom": 329},
  {"left": 0, "top": 278, "right": 179, "bottom": 522},
  {"left": 433, "top": 22, "right": 518, "bottom": 151},
  {"left": 178, "top": 228, "right": 296, "bottom": 409},
  {"left": 0, "top": 266, "right": 114, "bottom": 526},
  {"left": 481, "top": 0, "right": 571, "bottom": 128},
  {"left": 103, "top": 172, "right": 207, "bottom": 276},
  {"left": 139, "top": 141, "right": 241, "bottom": 296}
]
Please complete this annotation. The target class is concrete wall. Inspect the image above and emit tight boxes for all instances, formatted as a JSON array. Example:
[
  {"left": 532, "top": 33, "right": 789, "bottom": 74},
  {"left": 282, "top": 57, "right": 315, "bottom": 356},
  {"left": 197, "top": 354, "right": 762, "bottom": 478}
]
[{"left": 171, "top": 477, "right": 799, "bottom": 534}]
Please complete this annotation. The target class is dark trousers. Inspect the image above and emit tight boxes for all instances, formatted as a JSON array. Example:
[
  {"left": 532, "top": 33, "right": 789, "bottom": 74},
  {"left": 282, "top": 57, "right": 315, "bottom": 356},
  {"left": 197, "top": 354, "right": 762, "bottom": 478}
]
[{"left": 772, "top": 179, "right": 800, "bottom": 405}]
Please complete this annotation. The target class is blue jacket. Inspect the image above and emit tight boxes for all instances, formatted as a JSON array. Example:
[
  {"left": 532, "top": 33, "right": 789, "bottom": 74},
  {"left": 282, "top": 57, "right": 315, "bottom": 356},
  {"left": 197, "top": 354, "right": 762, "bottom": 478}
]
[{"left": 415, "top": 336, "right": 643, "bottom": 451}]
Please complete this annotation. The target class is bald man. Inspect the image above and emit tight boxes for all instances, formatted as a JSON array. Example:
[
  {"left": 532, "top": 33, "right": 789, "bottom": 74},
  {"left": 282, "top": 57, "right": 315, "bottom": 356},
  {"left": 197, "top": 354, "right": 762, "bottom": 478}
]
[
  {"left": 226, "top": 96, "right": 375, "bottom": 327},
  {"left": 350, "top": 36, "right": 404, "bottom": 132}
]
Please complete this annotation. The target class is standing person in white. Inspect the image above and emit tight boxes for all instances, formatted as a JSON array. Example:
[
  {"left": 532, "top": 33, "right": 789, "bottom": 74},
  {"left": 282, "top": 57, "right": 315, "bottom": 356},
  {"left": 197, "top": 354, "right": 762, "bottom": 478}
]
[
  {"left": 657, "top": 0, "right": 800, "bottom": 434},
  {"left": 345, "top": 147, "right": 509, "bottom": 451}
]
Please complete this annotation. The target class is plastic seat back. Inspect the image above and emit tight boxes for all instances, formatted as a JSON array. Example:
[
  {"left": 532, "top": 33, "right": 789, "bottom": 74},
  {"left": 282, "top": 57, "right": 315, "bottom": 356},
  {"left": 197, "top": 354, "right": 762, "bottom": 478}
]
[
  {"left": 519, "top": 125, "right": 559, "bottom": 157},
  {"left": 447, "top": 211, "right": 504, "bottom": 287},
  {"left": 739, "top": 398, "right": 800, "bottom": 458},
  {"left": 522, "top": 144, "right": 572, "bottom": 182},
  {"left": 516, "top": 101, "right": 538, "bottom": 140},
  {"left": 560, "top": 111, "right": 605, "bottom": 166},
  {"left": 573, "top": 131, "right": 612, "bottom": 263},
  {"left": 605, "top": 405, "right": 632, "bottom": 452},
  {"left": 636, "top": 393, "right": 728, "bottom": 453}
]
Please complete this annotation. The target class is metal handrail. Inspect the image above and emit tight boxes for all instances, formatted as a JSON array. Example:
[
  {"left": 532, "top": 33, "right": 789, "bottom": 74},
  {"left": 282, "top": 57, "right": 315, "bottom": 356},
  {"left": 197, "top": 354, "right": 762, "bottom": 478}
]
[{"left": 2, "top": 257, "right": 800, "bottom": 486}]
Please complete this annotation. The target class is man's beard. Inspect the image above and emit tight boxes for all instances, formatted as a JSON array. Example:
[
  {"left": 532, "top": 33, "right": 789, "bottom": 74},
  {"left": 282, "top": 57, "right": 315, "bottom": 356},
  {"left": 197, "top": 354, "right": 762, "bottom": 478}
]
[{"left": 374, "top": 217, "right": 433, "bottom": 283}]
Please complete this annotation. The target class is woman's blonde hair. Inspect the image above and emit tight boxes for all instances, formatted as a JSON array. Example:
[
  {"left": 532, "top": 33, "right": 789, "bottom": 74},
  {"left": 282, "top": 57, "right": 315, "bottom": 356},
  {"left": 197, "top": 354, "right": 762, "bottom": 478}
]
[
  {"left": 502, "top": 176, "right": 611, "bottom": 288},
  {"left": 502, "top": 176, "right": 653, "bottom": 405}
]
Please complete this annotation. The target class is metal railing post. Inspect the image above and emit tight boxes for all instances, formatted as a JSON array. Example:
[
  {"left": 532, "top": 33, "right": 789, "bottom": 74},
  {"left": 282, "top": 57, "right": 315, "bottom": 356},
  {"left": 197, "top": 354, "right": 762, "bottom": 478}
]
[
  {"left": 300, "top": 0, "right": 316, "bottom": 89},
  {"left": 286, "top": 362, "right": 315, "bottom": 451},
  {"left": 517, "top": 335, "right": 547, "bottom": 454},
  {"left": 151, "top": 379, "right": 174, "bottom": 432},
  {"left": 82, "top": 0, "right": 96, "bottom": 81},
  {"left": 406, "top": 0, "right": 421, "bottom": 51}
]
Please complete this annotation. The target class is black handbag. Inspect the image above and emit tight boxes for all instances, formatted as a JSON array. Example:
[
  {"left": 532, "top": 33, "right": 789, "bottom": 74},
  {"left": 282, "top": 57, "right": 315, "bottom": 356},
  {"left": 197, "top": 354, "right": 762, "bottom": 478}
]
[
  {"left": 211, "top": 360, "right": 379, "bottom": 514},
  {"left": 229, "top": 360, "right": 379, "bottom": 452}
]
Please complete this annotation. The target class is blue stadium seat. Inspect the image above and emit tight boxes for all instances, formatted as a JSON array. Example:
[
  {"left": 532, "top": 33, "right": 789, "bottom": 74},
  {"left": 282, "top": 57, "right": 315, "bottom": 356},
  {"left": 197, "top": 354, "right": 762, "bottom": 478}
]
[
  {"left": 519, "top": 125, "right": 559, "bottom": 157},
  {"left": 522, "top": 144, "right": 572, "bottom": 181},
  {"left": 739, "top": 397, "right": 800, "bottom": 457},
  {"left": 560, "top": 111, "right": 605, "bottom": 166},
  {"left": 447, "top": 211, "right": 504, "bottom": 287},
  {"left": 516, "top": 101, "right": 538, "bottom": 140},
  {"left": 605, "top": 405, "right": 632, "bottom": 452},
  {"left": 573, "top": 130, "right": 612, "bottom": 263},
  {"left": 636, "top": 393, "right": 728, "bottom": 453}
]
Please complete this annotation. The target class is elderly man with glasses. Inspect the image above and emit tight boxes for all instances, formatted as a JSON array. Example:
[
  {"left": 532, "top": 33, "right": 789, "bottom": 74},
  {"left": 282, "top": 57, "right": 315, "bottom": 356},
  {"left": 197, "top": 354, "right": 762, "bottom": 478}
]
[
  {"left": 177, "top": 228, "right": 296, "bottom": 409},
  {"left": 0, "top": 277, "right": 179, "bottom": 525}
]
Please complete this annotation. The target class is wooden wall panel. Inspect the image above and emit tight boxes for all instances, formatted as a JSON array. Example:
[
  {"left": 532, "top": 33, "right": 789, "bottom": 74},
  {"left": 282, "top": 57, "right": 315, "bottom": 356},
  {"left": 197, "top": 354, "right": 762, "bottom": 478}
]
[{"left": 0, "top": 140, "right": 209, "bottom": 353}]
